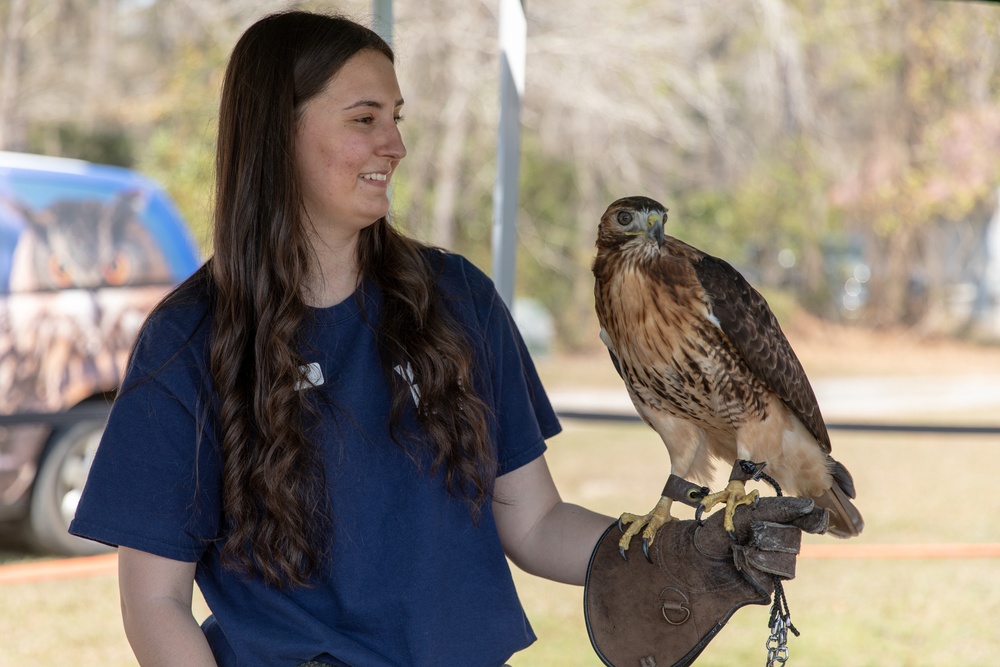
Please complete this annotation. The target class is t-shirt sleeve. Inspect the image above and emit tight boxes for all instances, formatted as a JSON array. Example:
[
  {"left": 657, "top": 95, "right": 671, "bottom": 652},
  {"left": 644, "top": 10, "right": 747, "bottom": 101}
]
[
  {"left": 455, "top": 256, "right": 561, "bottom": 475},
  {"left": 69, "top": 314, "right": 221, "bottom": 563}
]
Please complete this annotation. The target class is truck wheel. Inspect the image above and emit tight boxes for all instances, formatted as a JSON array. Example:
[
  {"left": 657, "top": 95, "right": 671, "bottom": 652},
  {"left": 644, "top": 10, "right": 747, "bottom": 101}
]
[{"left": 27, "top": 419, "right": 112, "bottom": 556}]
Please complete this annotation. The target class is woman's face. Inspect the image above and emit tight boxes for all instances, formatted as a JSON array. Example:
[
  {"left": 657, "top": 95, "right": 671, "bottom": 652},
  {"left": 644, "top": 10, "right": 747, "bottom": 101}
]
[{"left": 295, "top": 49, "right": 406, "bottom": 239}]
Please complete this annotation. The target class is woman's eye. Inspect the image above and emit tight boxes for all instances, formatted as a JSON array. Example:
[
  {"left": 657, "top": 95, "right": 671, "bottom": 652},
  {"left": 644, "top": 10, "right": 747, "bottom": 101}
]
[
  {"left": 616, "top": 211, "right": 633, "bottom": 226},
  {"left": 394, "top": 115, "right": 405, "bottom": 125}
]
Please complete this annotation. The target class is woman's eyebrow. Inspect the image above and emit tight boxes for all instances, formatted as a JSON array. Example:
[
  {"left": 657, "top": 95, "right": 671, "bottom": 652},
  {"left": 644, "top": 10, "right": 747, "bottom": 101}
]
[{"left": 342, "top": 98, "right": 405, "bottom": 111}]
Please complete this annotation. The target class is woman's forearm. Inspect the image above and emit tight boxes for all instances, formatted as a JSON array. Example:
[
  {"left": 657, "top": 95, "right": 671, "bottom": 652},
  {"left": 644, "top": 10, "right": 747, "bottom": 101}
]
[
  {"left": 121, "top": 594, "right": 218, "bottom": 666},
  {"left": 511, "top": 500, "right": 613, "bottom": 585},
  {"left": 494, "top": 456, "right": 614, "bottom": 586},
  {"left": 118, "top": 547, "right": 217, "bottom": 667}
]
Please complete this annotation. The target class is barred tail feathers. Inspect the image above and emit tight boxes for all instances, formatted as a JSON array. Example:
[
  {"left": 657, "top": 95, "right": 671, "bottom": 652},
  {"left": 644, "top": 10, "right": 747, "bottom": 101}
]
[{"left": 813, "top": 483, "right": 864, "bottom": 538}]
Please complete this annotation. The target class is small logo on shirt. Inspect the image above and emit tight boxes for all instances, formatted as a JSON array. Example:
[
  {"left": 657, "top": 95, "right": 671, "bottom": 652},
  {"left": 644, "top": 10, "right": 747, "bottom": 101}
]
[
  {"left": 393, "top": 363, "right": 421, "bottom": 408},
  {"left": 295, "top": 362, "right": 325, "bottom": 390}
]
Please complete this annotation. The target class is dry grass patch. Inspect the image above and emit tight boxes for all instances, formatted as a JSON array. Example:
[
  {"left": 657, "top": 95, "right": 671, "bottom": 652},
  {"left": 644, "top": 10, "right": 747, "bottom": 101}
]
[{"left": 508, "top": 420, "right": 1000, "bottom": 666}]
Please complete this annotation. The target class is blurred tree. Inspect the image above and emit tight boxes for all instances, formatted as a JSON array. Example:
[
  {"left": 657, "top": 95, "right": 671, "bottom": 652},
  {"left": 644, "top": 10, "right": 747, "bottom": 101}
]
[
  {"left": 136, "top": 41, "right": 226, "bottom": 252},
  {"left": 514, "top": 136, "right": 585, "bottom": 347},
  {"left": 26, "top": 121, "right": 135, "bottom": 167},
  {"left": 0, "top": 0, "right": 28, "bottom": 151},
  {"left": 3, "top": 0, "right": 999, "bottom": 344},
  {"left": 826, "top": 0, "right": 1000, "bottom": 331},
  {"left": 392, "top": 0, "right": 498, "bottom": 254}
]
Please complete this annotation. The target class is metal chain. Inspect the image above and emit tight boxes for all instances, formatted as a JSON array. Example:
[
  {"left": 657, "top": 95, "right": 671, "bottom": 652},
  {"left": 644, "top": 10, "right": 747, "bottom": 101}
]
[
  {"left": 766, "top": 613, "right": 789, "bottom": 666},
  {"left": 766, "top": 577, "right": 799, "bottom": 667}
]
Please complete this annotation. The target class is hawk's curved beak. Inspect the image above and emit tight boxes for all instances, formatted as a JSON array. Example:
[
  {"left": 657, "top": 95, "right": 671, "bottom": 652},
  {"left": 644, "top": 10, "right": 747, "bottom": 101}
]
[{"left": 646, "top": 213, "right": 665, "bottom": 248}]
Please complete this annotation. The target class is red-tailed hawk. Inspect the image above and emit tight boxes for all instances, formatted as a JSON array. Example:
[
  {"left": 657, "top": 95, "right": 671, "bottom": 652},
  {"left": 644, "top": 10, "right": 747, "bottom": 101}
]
[{"left": 593, "top": 196, "right": 863, "bottom": 558}]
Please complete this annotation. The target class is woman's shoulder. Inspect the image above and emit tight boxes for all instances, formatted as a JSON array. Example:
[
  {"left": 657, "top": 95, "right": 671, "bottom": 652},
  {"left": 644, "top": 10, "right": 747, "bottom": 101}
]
[
  {"left": 132, "top": 265, "right": 213, "bottom": 365},
  {"left": 419, "top": 248, "right": 507, "bottom": 339},
  {"left": 423, "top": 248, "right": 495, "bottom": 299},
  {"left": 147, "top": 265, "right": 212, "bottom": 328}
]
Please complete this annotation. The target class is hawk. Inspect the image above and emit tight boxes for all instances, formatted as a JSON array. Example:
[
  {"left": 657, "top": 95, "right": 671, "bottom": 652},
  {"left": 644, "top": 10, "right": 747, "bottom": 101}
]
[{"left": 592, "top": 196, "right": 863, "bottom": 558}]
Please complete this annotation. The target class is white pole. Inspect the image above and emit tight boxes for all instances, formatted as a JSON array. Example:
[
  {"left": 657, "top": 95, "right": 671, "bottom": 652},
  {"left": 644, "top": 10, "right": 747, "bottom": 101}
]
[
  {"left": 986, "top": 188, "right": 1000, "bottom": 335},
  {"left": 371, "top": 0, "right": 393, "bottom": 48},
  {"left": 492, "top": 0, "right": 526, "bottom": 308}
]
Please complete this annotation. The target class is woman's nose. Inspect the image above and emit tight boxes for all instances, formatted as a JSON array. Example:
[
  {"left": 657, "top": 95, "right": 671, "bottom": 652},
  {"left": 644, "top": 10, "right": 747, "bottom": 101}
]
[{"left": 381, "top": 126, "right": 406, "bottom": 161}]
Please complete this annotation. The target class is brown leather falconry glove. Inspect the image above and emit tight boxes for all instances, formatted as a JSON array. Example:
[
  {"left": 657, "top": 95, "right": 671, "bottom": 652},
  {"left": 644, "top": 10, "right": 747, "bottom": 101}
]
[{"left": 584, "top": 495, "right": 829, "bottom": 667}]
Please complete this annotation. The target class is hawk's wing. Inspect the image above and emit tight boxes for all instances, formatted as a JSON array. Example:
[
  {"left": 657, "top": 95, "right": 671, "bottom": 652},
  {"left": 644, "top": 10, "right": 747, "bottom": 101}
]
[
  {"left": 598, "top": 327, "right": 625, "bottom": 381},
  {"left": 693, "top": 254, "right": 832, "bottom": 452}
]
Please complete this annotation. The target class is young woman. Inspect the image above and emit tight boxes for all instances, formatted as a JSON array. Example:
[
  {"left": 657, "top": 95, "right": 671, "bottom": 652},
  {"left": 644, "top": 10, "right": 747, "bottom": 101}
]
[{"left": 69, "top": 10, "right": 611, "bottom": 667}]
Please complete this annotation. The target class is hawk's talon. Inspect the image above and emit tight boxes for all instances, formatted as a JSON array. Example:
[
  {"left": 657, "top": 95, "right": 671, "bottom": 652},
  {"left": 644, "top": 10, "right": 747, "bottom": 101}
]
[
  {"left": 617, "top": 517, "right": 626, "bottom": 533},
  {"left": 619, "top": 545, "right": 628, "bottom": 562},
  {"left": 641, "top": 537, "right": 652, "bottom": 563},
  {"left": 694, "top": 503, "right": 706, "bottom": 526}
]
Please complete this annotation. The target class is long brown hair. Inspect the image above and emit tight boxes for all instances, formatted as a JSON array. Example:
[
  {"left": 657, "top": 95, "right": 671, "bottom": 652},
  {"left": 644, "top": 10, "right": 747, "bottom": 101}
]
[{"left": 210, "top": 11, "right": 494, "bottom": 588}]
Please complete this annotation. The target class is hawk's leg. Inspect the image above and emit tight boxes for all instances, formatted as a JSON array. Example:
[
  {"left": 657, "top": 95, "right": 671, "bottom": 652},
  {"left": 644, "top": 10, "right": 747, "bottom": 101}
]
[
  {"left": 695, "top": 460, "right": 768, "bottom": 537},
  {"left": 617, "top": 496, "right": 676, "bottom": 562}
]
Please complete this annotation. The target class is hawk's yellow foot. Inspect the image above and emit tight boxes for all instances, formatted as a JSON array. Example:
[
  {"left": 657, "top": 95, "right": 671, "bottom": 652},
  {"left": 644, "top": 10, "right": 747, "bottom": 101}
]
[
  {"left": 617, "top": 495, "right": 676, "bottom": 562},
  {"left": 696, "top": 480, "right": 759, "bottom": 538}
]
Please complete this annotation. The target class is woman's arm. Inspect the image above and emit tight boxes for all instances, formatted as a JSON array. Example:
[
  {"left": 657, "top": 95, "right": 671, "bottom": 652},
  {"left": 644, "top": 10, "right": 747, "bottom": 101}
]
[
  {"left": 493, "top": 455, "right": 614, "bottom": 585},
  {"left": 118, "top": 547, "right": 218, "bottom": 667}
]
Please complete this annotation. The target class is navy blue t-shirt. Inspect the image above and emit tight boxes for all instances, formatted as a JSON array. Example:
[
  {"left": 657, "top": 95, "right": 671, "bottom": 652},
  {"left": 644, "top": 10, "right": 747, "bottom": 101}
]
[{"left": 70, "top": 251, "right": 561, "bottom": 667}]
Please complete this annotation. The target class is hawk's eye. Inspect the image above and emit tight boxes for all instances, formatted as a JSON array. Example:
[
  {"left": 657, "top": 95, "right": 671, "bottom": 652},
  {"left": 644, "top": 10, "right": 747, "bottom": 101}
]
[{"left": 616, "top": 211, "right": 633, "bottom": 226}]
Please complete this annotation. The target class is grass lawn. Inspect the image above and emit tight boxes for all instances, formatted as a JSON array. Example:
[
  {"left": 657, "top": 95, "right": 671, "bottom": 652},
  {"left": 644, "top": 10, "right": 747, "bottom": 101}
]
[
  {"left": 508, "top": 421, "right": 1000, "bottom": 666},
  {"left": 2, "top": 420, "right": 998, "bottom": 666}
]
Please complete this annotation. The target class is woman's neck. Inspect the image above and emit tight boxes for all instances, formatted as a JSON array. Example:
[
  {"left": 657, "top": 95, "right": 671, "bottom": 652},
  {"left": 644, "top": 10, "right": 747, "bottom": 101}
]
[{"left": 303, "top": 233, "right": 362, "bottom": 308}]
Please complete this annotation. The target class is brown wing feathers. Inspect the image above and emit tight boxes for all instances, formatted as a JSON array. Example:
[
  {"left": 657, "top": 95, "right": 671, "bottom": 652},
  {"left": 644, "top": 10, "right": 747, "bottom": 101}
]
[{"left": 693, "top": 254, "right": 832, "bottom": 453}]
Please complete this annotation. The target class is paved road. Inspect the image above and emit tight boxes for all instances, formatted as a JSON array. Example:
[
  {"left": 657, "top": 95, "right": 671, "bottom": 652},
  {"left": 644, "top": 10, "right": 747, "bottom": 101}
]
[{"left": 547, "top": 373, "right": 1000, "bottom": 422}]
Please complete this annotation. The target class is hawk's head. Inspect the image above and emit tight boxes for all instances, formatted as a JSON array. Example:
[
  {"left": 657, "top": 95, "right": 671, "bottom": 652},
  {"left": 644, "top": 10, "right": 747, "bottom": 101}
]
[{"left": 596, "top": 196, "right": 667, "bottom": 252}]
